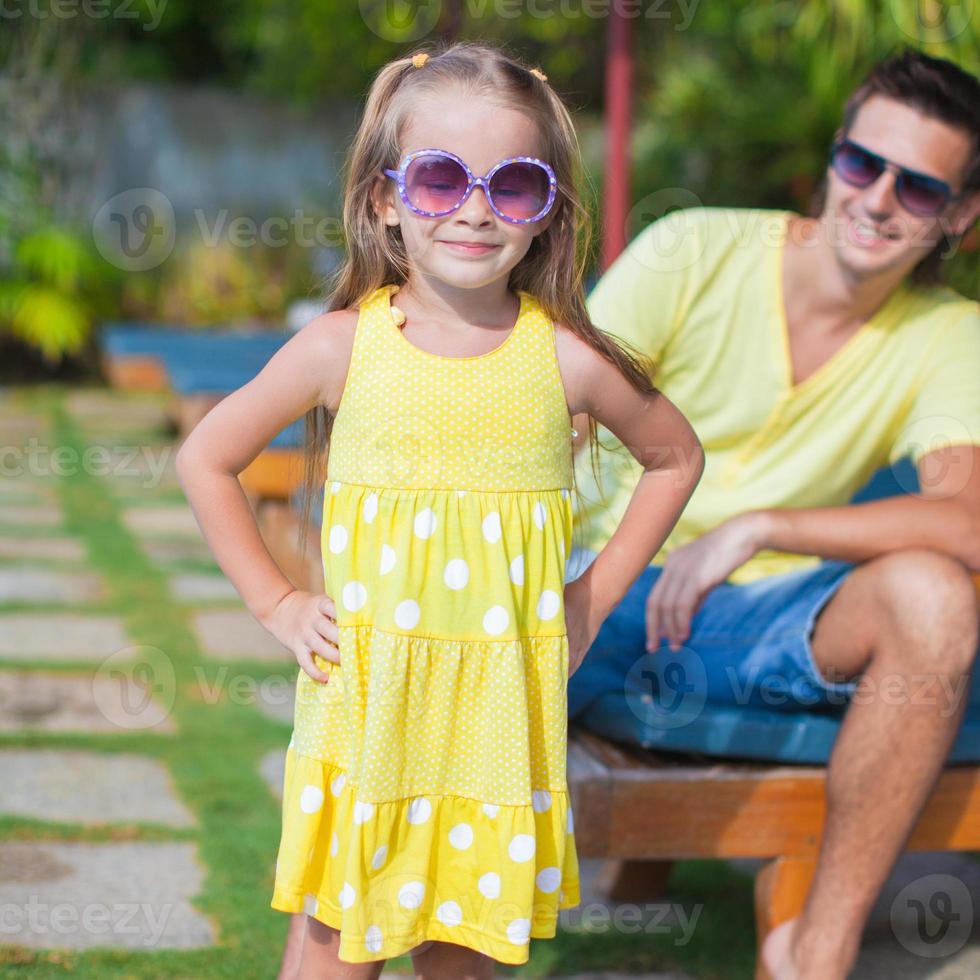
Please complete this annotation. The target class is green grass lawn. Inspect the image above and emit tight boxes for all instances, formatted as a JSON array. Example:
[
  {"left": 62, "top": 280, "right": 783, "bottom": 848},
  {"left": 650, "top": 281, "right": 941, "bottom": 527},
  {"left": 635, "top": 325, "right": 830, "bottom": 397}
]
[{"left": 0, "top": 385, "right": 757, "bottom": 978}]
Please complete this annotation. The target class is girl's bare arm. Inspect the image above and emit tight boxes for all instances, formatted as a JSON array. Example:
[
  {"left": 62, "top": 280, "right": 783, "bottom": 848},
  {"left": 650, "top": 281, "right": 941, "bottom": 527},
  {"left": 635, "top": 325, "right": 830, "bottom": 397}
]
[
  {"left": 175, "top": 309, "right": 356, "bottom": 675},
  {"left": 557, "top": 328, "right": 704, "bottom": 617}
]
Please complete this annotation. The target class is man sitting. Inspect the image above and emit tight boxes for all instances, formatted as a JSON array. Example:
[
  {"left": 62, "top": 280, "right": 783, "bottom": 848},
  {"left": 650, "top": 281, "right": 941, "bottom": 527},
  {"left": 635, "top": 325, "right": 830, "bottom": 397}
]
[{"left": 567, "top": 49, "right": 980, "bottom": 980}]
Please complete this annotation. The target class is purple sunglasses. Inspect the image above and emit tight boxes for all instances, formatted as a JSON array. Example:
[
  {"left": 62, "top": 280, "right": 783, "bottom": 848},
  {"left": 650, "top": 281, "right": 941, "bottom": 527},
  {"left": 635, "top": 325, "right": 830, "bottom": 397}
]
[{"left": 383, "top": 148, "right": 557, "bottom": 224}]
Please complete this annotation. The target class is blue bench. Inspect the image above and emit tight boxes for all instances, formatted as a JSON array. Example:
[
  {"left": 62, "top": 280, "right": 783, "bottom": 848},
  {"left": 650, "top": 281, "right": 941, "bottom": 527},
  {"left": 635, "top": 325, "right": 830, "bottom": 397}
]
[
  {"left": 101, "top": 323, "right": 286, "bottom": 359},
  {"left": 100, "top": 324, "right": 301, "bottom": 457},
  {"left": 99, "top": 322, "right": 287, "bottom": 391}
]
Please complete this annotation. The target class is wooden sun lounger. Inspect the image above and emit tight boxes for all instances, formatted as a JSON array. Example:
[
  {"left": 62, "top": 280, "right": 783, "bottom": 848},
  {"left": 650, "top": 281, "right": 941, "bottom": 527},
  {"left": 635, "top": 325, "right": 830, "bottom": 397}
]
[{"left": 566, "top": 718, "right": 980, "bottom": 968}]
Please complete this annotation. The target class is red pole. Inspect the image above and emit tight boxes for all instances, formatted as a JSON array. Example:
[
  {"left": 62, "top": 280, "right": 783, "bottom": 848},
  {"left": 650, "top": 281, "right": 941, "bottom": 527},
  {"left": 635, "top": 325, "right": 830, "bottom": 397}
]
[{"left": 601, "top": 5, "right": 633, "bottom": 271}]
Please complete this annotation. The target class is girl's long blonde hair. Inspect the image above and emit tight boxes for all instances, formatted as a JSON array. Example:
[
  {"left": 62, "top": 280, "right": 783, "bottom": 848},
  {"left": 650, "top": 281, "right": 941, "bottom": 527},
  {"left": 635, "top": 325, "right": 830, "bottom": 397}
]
[{"left": 297, "top": 41, "right": 656, "bottom": 560}]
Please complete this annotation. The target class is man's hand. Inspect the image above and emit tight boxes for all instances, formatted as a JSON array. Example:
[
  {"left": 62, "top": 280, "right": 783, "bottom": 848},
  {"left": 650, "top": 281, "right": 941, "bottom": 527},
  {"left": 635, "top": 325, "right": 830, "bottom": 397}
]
[{"left": 646, "top": 512, "right": 771, "bottom": 651}]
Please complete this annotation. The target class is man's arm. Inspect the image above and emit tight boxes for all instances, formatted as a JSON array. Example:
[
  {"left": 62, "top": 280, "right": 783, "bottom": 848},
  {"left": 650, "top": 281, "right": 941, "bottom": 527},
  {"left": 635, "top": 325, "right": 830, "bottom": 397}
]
[{"left": 747, "top": 444, "right": 980, "bottom": 571}]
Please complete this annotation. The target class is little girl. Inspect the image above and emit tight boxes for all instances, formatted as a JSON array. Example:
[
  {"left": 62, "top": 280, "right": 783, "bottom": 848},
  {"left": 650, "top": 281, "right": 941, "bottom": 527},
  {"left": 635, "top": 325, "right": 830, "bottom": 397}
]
[{"left": 178, "top": 42, "right": 702, "bottom": 979}]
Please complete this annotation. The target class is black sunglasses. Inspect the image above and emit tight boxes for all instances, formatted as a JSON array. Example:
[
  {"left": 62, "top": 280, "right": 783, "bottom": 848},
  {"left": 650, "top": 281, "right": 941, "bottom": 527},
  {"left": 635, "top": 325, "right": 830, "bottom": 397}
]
[{"left": 828, "top": 138, "right": 958, "bottom": 217}]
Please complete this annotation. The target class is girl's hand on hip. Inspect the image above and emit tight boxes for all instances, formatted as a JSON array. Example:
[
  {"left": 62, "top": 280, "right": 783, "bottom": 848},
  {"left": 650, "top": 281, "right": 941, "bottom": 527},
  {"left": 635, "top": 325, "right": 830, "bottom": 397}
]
[
  {"left": 259, "top": 590, "right": 339, "bottom": 683},
  {"left": 563, "top": 577, "right": 606, "bottom": 679}
]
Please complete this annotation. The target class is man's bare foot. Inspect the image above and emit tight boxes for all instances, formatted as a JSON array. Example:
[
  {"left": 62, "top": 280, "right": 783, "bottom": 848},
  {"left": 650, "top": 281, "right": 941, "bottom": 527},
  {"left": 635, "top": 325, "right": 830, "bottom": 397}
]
[
  {"left": 759, "top": 915, "right": 858, "bottom": 980},
  {"left": 758, "top": 916, "right": 798, "bottom": 980}
]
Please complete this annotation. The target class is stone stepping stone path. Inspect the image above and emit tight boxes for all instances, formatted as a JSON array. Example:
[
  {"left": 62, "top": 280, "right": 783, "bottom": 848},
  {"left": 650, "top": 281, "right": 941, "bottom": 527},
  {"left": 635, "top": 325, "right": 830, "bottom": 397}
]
[
  {"left": 255, "top": 674, "right": 296, "bottom": 725},
  {"left": 0, "top": 414, "right": 49, "bottom": 443},
  {"left": 0, "top": 748, "right": 195, "bottom": 826},
  {"left": 0, "top": 503, "right": 62, "bottom": 527},
  {"left": 192, "top": 609, "right": 290, "bottom": 662},
  {"left": 0, "top": 567, "right": 105, "bottom": 604},
  {"left": 141, "top": 536, "right": 217, "bottom": 565},
  {"left": 0, "top": 536, "right": 87, "bottom": 562},
  {"left": 259, "top": 748, "right": 286, "bottom": 802},
  {"left": 123, "top": 505, "right": 201, "bottom": 538},
  {"left": 0, "top": 613, "right": 129, "bottom": 663},
  {"left": 169, "top": 572, "right": 240, "bottom": 603},
  {"left": 105, "top": 451, "right": 180, "bottom": 495},
  {"left": 0, "top": 671, "right": 175, "bottom": 734},
  {"left": 0, "top": 840, "right": 215, "bottom": 949},
  {"left": 0, "top": 478, "right": 58, "bottom": 502},
  {"left": 66, "top": 389, "right": 172, "bottom": 427}
]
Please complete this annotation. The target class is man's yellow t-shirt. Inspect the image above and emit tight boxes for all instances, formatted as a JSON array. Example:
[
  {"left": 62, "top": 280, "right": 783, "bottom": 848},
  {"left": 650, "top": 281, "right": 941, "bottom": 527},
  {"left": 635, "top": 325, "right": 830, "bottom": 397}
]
[{"left": 573, "top": 207, "right": 980, "bottom": 585}]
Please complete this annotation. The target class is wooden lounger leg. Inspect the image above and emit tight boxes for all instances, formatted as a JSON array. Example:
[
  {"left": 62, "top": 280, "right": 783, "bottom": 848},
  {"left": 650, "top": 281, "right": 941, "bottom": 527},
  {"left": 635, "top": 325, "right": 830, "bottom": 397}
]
[
  {"left": 593, "top": 859, "right": 674, "bottom": 902},
  {"left": 753, "top": 855, "right": 816, "bottom": 979}
]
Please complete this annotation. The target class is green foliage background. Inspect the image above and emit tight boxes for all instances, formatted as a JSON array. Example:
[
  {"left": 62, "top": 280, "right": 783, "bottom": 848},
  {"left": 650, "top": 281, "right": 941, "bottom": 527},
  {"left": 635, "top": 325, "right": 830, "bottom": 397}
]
[{"left": 1, "top": 1, "right": 977, "bottom": 365}]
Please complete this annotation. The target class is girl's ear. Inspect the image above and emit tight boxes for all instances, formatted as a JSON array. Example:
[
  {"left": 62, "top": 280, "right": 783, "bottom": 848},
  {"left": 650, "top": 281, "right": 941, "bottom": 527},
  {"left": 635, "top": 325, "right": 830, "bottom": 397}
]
[{"left": 371, "top": 175, "right": 401, "bottom": 228}]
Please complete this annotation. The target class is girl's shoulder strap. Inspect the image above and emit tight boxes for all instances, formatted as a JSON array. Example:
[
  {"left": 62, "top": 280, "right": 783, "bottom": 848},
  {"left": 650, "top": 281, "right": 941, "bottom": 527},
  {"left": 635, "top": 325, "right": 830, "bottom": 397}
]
[
  {"left": 348, "top": 283, "right": 401, "bottom": 348},
  {"left": 512, "top": 289, "right": 558, "bottom": 350},
  {"left": 357, "top": 283, "right": 400, "bottom": 317},
  {"left": 332, "top": 284, "right": 400, "bottom": 404}
]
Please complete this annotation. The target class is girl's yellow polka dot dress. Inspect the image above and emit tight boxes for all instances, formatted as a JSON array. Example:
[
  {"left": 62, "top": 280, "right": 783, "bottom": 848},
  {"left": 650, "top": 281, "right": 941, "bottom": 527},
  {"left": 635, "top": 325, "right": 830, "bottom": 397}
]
[{"left": 271, "top": 283, "right": 581, "bottom": 964}]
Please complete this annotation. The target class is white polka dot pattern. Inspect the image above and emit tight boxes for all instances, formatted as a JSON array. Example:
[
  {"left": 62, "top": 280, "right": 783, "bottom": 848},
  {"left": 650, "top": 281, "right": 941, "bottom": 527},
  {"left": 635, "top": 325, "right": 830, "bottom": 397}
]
[{"left": 271, "top": 284, "right": 580, "bottom": 967}]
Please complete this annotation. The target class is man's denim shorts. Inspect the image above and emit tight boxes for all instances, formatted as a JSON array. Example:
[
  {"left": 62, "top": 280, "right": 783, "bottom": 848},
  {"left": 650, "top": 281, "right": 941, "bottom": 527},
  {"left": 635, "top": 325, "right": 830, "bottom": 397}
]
[{"left": 564, "top": 546, "right": 859, "bottom": 721}]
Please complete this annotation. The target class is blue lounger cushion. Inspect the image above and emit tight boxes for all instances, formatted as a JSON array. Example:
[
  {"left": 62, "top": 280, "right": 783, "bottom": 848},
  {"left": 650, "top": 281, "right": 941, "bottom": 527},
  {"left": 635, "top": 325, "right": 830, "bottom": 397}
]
[
  {"left": 577, "top": 458, "right": 980, "bottom": 764},
  {"left": 270, "top": 419, "right": 305, "bottom": 449},
  {"left": 167, "top": 361, "right": 272, "bottom": 395},
  {"left": 578, "top": 693, "right": 980, "bottom": 764},
  {"left": 101, "top": 323, "right": 286, "bottom": 360}
]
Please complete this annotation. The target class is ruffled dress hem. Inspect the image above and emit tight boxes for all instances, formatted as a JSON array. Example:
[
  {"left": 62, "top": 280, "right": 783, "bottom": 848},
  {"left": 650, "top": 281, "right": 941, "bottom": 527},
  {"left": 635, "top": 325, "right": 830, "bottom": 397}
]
[
  {"left": 270, "top": 748, "right": 581, "bottom": 965},
  {"left": 270, "top": 883, "right": 581, "bottom": 965}
]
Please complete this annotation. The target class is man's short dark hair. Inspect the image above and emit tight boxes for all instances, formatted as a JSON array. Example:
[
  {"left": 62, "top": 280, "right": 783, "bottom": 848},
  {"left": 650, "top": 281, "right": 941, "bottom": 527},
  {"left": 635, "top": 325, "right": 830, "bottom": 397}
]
[{"left": 810, "top": 48, "right": 980, "bottom": 287}]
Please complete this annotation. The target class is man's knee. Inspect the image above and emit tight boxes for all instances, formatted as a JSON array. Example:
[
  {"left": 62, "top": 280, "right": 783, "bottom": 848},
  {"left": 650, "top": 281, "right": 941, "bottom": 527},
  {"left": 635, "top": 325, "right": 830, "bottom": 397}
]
[{"left": 863, "top": 548, "right": 979, "bottom": 670}]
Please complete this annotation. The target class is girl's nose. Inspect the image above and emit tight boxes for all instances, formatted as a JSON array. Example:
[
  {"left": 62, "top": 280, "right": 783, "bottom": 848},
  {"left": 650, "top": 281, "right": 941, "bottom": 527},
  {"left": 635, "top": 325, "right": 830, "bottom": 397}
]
[{"left": 454, "top": 184, "right": 494, "bottom": 225}]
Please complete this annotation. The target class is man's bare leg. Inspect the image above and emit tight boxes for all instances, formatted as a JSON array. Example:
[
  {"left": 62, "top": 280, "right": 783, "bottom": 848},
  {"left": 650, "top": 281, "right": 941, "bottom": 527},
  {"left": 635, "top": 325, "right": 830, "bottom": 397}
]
[{"left": 761, "top": 548, "right": 978, "bottom": 980}]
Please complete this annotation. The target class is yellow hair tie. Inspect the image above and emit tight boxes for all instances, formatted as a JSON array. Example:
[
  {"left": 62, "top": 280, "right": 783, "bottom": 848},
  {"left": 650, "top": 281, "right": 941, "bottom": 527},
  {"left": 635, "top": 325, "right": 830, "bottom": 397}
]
[
  {"left": 529, "top": 67, "right": 548, "bottom": 82},
  {"left": 411, "top": 53, "right": 429, "bottom": 69}
]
